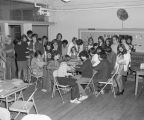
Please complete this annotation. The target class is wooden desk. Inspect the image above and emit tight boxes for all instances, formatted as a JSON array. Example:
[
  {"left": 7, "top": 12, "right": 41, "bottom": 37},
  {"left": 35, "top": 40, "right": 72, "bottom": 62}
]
[
  {"left": 0, "top": 80, "right": 28, "bottom": 108},
  {"left": 135, "top": 70, "right": 144, "bottom": 96}
]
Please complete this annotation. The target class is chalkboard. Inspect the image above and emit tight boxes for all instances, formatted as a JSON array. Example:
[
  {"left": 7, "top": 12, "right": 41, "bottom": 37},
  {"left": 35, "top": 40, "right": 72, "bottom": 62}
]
[{"left": 78, "top": 28, "right": 144, "bottom": 52}]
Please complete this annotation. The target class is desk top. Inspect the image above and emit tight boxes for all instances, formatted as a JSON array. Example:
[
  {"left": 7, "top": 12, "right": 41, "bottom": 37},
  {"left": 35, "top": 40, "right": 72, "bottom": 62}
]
[{"left": 0, "top": 79, "right": 28, "bottom": 98}]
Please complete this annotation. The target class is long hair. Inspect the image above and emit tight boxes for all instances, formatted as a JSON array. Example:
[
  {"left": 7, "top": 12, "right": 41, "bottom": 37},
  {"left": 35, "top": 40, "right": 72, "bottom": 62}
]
[{"left": 117, "top": 44, "right": 127, "bottom": 55}]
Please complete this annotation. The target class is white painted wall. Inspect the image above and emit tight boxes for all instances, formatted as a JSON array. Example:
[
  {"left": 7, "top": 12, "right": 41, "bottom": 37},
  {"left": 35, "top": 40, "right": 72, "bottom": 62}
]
[{"left": 49, "top": 6, "right": 144, "bottom": 43}]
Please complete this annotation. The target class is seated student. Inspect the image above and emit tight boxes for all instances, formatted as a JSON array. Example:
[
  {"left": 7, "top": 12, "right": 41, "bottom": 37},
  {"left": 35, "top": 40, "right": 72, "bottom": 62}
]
[
  {"left": 105, "top": 46, "right": 116, "bottom": 71},
  {"left": 75, "top": 50, "right": 93, "bottom": 101},
  {"left": 55, "top": 57, "right": 81, "bottom": 104},
  {"left": 89, "top": 47, "right": 100, "bottom": 67},
  {"left": 44, "top": 53, "right": 60, "bottom": 92},
  {"left": 47, "top": 53, "right": 60, "bottom": 70},
  {"left": 31, "top": 51, "right": 46, "bottom": 77},
  {"left": 93, "top": 52, "right": 112, "bottom": 93}
]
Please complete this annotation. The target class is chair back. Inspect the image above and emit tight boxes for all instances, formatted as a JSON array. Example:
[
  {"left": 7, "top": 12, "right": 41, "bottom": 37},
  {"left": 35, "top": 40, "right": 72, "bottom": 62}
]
[
  {"left": 23, "top": 88, "right": 37, "bottom": 109},
  {"left": 53, "top": 70, "right": 60, "bottom": 86}
]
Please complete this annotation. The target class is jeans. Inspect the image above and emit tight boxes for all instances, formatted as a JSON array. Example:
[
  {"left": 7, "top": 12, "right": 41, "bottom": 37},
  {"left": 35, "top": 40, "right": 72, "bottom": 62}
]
[
  {"left": 57, "top": 77, "right": 80, "bottom": 100},
  {"left": 6, "top": 57, "right": 16, "bottom": 79}
]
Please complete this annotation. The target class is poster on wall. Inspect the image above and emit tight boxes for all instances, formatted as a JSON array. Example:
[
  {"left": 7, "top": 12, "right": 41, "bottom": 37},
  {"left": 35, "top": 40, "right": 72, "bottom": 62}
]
[{"left": 78, "top": 28, "right": 144, "bottom": 52}]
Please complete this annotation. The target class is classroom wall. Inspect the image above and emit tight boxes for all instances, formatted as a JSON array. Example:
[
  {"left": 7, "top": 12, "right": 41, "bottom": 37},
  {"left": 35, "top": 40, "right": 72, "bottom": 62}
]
[{"left": 49, "top": 6, "right": 144, "bottom": 44}]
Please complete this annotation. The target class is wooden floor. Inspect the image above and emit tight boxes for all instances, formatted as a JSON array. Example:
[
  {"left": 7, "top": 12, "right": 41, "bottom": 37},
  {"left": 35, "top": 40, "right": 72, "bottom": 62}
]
[{"left": 6, "top": 79, "right": 144, "bottom": 120}]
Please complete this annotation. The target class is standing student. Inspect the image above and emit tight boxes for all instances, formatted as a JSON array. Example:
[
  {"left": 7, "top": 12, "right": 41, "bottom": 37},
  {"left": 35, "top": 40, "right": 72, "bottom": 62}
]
[
  {"left": 52, "top": 33, "right": 63, "bottom": 54},
  {"left": 87, "top": 37, "right": 94, "bottom": 50},
  {"left": 14, "top": 35, "right": 29, "bottom": 81},
  {"left": 35, "top": 38, "right": 44, "bottom": 55},
  {"left": 67, "top": 37, "right": 78, "bottom": 56},
  {"left": 69, "top": 46, "right": 78, "bottom": 59},
  {"left": 4, "top": 35, "right": 16, "bottom": 79},
  {"left": 115, "top": 44, "right": 131, "bottom": 95},
  {"left": 98, "top": 36, "right": 105, "bottom": 49},
  {"left": 61, "top": 40, "right": 68, "bottom": 58},
  {"left": 111, "top": 35, "right": 119, "bottom": 54},
  {"left": 44, "top": 42, "right": 52, "bottom": 62},
  {"left": 42, "top": 36, "right": 49, "bottom": 48}
]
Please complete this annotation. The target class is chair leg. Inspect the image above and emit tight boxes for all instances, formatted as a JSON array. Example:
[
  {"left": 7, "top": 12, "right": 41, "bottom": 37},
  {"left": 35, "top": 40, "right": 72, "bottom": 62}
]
[
  {"left": 13, "top": 112, "right": 21, "bottom": 120},
  {"left": 111, "top": 85, "right": 116, "bottom": 98},
  {"left": 57, "top": 88, "right": 65, "bottom": 103},
  {"left": 52, "top": 84, "right": 56, "bottom": 98},
  {"left": 92, "top": 82, "right": 96, "bottom": 94},
  {"left": 96, "top": 83, "right": 107, "bottom": 97},
  {"left": 33, "top": 102, "right": 38, "bottom": 114},
  {"left": 5, "top": 97, "right": 8, "bottom": 109}
]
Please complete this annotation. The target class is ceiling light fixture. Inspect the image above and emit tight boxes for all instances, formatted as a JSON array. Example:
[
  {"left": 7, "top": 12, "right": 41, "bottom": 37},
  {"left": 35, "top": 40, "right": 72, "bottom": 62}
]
[{"left": 61, "top": 0, "right": 71, "bottom": 3}]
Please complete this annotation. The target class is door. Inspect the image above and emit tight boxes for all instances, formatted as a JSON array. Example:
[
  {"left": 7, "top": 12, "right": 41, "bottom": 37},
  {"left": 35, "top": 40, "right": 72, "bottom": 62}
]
[{"left": 32, "top": 25, "right": 48, "bottom": 38}]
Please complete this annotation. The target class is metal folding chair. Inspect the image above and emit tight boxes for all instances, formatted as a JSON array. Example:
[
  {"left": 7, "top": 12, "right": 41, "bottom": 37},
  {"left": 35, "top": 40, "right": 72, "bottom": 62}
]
[
  {"left": 52, "top": 70, "right": 71, "bottom": 103},
  {"left": 28, "top": 66, "right": 44, "bottom": 87},
  {"left": 0, "top": 90, "right": 24, "bottom": 109},
  {"left": 80, "top": 71, "right": 97, "bottom": 94},
  {"left": 96, "top": 65, "right": 119, "bottom": 98},
  {"left": 9, "top": 87, "right": 38, "bottom": 120}
]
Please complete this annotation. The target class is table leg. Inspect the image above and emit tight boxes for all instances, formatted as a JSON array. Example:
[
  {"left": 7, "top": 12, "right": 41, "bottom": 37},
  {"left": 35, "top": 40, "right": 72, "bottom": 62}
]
[
  {"left": 135, "top": 73, "right": 139, "bottom": 96},
  {"left": 5, "top": 97, "right": 8, "bottom": 109}
]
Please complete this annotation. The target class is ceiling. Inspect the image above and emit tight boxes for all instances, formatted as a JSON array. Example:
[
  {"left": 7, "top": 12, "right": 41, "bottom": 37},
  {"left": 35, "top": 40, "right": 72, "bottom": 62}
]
[{"left": 12, "top": 0, "right": 144, "bottom": 10}]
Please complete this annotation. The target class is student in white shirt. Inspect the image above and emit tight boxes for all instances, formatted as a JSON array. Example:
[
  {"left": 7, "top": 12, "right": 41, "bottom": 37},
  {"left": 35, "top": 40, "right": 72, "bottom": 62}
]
[
  {"left": 89, "top": 47, "right": 100, "bottom": 67},
  {"left": 67, "top": 37, "right": 78, "bottom": 56},
  {"left": 54, "top": 55, "right": 81, "bottom": 104},
  {"left": 115, "top": 44, "right": 131, "bottom": 95}
]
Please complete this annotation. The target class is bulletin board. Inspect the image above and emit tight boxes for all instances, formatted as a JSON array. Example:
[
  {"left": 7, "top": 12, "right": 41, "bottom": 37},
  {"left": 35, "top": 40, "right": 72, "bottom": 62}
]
[{"left": 78, "top": 28, "right": 144, "bottom": 52}]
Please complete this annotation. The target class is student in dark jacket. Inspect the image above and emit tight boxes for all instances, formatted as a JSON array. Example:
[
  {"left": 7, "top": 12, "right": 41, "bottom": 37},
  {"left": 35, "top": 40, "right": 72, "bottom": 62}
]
[
  {"left": 14, "top": 35, "right": 29, "bottom": 81},
  {"left": 75, "top": 50, "right": 93, "bottom": 101},
  {"left": 93, "top": 51, "right": 112, "bottom": 91}
]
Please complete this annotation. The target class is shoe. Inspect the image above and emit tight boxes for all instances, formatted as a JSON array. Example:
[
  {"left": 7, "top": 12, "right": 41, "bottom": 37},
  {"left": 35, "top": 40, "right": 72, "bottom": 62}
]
[
  {"left": 41, "top": 89, "right": 47, "bottom": 92},
  {"left": 100, "top": 90, "right": 105, "bottom": 95},
  {"left": 70, "top": 98, "right": 81, "bottom": 104},
  {"left": 116, "top": 91, "right": 121, "bottom": 96},
  {"left": 116, "top": 90, "right": 124, "bottom": 96},
  {"left": 120, "top": 89, "right": 124, "bottom": 95},
  {"left": 78, "top": 95, "right": 88, "bottom": 101}
]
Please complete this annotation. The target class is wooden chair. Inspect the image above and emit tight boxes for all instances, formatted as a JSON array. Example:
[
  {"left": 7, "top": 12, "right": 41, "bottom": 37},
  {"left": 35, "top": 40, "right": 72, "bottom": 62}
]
[
  {"left": 96, "top": 65, "right": 119, "bottom": 98},
  {"left": 52, "top": 70, "right": 71, "bottom": 103},
  {"left": 9, "top": 88, "right": 38, "bottom": 120}
]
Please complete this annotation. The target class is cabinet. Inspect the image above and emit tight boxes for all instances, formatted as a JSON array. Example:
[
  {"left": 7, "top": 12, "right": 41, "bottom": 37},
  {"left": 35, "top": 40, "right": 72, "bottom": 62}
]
[{"left": 131, "top": 52, "right": 144, "bottom": 71}]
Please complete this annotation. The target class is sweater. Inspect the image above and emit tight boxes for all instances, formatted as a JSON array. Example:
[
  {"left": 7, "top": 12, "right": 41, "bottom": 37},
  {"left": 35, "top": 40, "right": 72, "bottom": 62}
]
[{"left": 76, "top": 59, "right": 93, "bottom": 78}]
